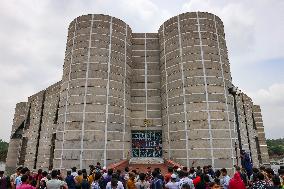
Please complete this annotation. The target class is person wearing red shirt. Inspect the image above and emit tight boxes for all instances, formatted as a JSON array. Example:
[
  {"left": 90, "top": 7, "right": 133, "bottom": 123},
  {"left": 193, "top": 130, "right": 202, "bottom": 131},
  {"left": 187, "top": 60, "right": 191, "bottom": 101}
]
[
  {"left": 228, "top": 172, "right": 246, "bottom": 189},
  {"left": 16, "top": 175, "right": 35, "bottom": 189},
  {"left": 164, "top": 167, "right": 174, "bottom": 183}
]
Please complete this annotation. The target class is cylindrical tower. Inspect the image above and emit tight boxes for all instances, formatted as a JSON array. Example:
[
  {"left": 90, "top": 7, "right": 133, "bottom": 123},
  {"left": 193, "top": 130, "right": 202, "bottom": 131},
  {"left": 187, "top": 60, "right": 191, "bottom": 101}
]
[
  {"left": 159, "top": 12, "right": 237, "bottom": 170},
  {"left": 54, "top": 14, "right": 132, "bottom": 170}
]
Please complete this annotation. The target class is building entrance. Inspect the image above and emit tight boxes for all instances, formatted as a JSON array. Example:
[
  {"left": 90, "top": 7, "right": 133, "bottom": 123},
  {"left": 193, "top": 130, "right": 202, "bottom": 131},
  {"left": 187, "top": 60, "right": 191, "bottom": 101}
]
[{"left": 131, "top": 130, "right": 162, "bottom": 158}]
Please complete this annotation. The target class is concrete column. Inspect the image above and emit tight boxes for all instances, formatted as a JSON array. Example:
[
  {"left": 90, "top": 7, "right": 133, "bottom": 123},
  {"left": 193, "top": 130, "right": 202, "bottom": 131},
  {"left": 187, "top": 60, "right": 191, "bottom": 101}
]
[{"left": 54, "top": 14, "right": 132, "bottom": 170}]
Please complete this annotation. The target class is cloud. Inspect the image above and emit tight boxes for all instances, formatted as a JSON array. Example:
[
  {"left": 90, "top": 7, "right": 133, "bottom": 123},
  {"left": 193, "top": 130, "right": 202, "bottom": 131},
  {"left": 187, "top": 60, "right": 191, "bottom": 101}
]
[
  {"left": 248, "top": 83, "right": 284, "bottom": 139},
  {"left": 182, "top": 0, "right": 284, "bottom": 66}
]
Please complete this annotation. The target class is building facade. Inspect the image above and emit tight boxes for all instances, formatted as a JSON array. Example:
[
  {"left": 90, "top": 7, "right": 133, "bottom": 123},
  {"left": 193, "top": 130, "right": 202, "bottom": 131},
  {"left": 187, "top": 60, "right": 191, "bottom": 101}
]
[{"left": 6, "top": 12, "right": 269, "bottom": 174}]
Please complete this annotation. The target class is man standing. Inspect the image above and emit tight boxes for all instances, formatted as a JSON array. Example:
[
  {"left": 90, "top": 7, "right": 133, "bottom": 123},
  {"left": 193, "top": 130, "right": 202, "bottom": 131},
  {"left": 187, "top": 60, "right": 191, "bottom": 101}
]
[
  {"left": 165, "top": 174, "right": 179, "bottom": 189},
  {"left": 164, "top": 167, "right": 174, "bottom": 184},
  {"left": 178, "top": 171, "right": 194, "bottom": 189},
  {"left": 46, "top": 170, "right": 67, "bottom": 189},
  {"left": 10, "top": 167, "right": 22, "bottom": 189},
  {"left": 241, "top": 150, "right": 253, "bottom": 178},
  {"left": 220, "top": 168, "right": 230, "bottom": 189},
  {"left": 71, "top": 167, "right": 78, "bottom": 178},
  {"left": 16, "top": 174, "right": 35, "bottom": 189},
  {"left": 150, "top": 171, "right": 163, "bottom": 189},
  {"left": 0, "top": 171, "right": 9, "bottom": 189}
]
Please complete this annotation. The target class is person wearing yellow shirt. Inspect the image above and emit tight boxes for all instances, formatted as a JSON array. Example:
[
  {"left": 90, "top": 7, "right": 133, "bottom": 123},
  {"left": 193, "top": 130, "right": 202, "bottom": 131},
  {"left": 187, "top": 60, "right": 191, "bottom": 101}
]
[{"left": 127, "top": 172, "right": 136, "bottom": 189}]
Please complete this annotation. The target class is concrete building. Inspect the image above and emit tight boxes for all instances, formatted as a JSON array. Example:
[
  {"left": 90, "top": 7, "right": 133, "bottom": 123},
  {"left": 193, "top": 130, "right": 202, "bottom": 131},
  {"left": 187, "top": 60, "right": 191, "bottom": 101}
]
[{"left": 6, "top": 12, "right": 269, "bottom": 174}]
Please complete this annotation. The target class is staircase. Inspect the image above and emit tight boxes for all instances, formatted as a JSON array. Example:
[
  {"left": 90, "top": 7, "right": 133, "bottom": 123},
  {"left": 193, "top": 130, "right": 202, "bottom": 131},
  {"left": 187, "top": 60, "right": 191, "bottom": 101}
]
[
  {"left": 107, "top": 158, "right": 183, "bottom": 175},
  {"left": 129, "top": 157, "right": 164, "bottom": 164}
]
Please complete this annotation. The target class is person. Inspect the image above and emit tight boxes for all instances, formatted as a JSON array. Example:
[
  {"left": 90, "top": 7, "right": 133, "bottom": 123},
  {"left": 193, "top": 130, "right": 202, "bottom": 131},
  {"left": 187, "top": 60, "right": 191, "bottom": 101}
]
[
  {"left": 91, "top": 172, "right": 101, "bottom": 189},
  {"left": 0, "top": 171, "right": 9, "bottom": 189},
  {"left": 35, "top": 169, "right": 43, "bottom": 182},
  {"left": 153, "top": 168, "right": 164, "bottom": 184},
  {"left": 11, "top": 167, "right": 23, "bottom": 189},
  {"left": 89, "top": 165, "right": 95, "bottom": 175},
  {"left": 268, "top": 175, "right": 281, "bottom": 189},
  {"left": 188, "top": 168, "right": 196, "bottom": 180},
  {"left": 81, "top": 173, "right": 90, "bottom": 189},
  {"left": 203, "top": 166, "right": 213, "bottom": 182},
  {"left": 182, "top": 167, "right": 188, "bottom": 174},
  {"left": 15, "top": 168, "right": 27, "bottom": 187},
  {"left": 194, "top": 174, "right": 207, "bottom": 189},
  {"left": 150, "top": 171, "right": 163, "bottom": 189},
  {"left": 214, "top": 170, "right": 221, "bottom": 180},
  {"left": 103, "top": 169, "right": 113, "bottom": 189},
  {"left": 71, "top": 167, "right": 78, "bottom": 177},
  {"left": 250, "top": 167, "right": 260, "bottom": 182},
  {"left": 266, "top": 168, "right": 275, "bottom": 187},
  {"left": 196, "top": 167, "right": 202, "bottom": 176},
  {"left": 135, "top": 173, "right": 150, "bottom": 189},
  {"left": 110, "top": 178, "right": 118, "bottom": 189},
  {"left": 220, "top": 168, "right": 230, "bottom": 189},
  {"left": 208, "top": 182, "right": 221, "bottom": 189},
  {"left": 251, "top": 172, "right": 269, "bottom": 189},
  {"left": 65, "top": 170, "right": 76, "bottom": 189},
  {"left": 127, "top": 172, "right": 136, "bottom": 189},
  {"left": 278, "top": 168, "right": 284, "bottom": 187},
  {"left": 235, "top": 166, "right": 248, "bottom": 186},
  {"left": 165, "top": 167, "right": 174, "bottom": 184},
  {"left": 116, "top": 170, "right": 124, "bottom": 183},
  {"left": 193, "top": 172, "right": 202, "bottom": 187},
  {"left": 241, "top": 150, "right": 253, "bottom": 178},
  {"left": 207, "top": 165, "right": 214, "bottom": 178},
  {"left": 228, "top": 172, "right": 246, "bottom": 189},
  {"left": 39, "top": 171, "right": 48, "bottom": 189},
  {"left": 16, "top": 174, "right": 35, "bottom": 189},
  {"left": 75, "top": 170, "right": 83, "bottom": 189},
  {"left": 107, "top": 173, "right": 124, "bottom": 189},
  {"left": 46, "top": 170, "right": 67, "bottom": 189},
  {"left": 180, "top": 183, "right": 191, "bottom": 189},
  {"left": 88, "top": 171, "right": 95, "bottom": 186},
  {"left": 178, "top": 171, "right": 194, "bottom": 189},
  {"left": 165, "top": 174, "right": 179, "bottom": 189},
  {"left": 95, "top": 162, "right": 102, "bottom": 173}
]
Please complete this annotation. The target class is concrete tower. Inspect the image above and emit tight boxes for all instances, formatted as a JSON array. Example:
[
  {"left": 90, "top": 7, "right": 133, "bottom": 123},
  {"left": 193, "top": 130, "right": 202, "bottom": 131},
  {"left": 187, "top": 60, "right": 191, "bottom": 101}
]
[
  {"left": 54, "top": 14, "right": 132, "bottom": 169},
  {"left": 159, "top": 12, "right": 236, "bottom": 169}
]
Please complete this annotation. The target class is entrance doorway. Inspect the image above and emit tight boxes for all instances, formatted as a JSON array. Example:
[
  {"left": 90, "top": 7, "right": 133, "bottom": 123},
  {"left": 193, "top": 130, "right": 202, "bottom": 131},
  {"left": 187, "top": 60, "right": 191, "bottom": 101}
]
[{"left": 131, "top": 130, "right": 162, "bottom": 158}]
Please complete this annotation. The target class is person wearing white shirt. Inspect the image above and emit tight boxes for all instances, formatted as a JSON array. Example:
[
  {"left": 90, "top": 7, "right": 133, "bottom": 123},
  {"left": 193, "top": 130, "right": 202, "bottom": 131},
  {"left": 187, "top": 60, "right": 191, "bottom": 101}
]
[
  {"left": 165, "top": 174, "right": 179, "bottom": 189},
  {"left": 71, "top": 167, "right": 78, "bottom": 177},
  {"left": 220, "top": 168, "right": 230, "bottom": 189}
]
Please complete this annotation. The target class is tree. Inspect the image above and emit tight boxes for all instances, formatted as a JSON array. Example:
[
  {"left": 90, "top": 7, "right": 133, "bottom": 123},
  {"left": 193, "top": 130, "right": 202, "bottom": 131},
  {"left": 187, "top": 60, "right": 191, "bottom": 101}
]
[
  {"left": 0, "top": 139, "right": 9, "bottom": 161},
  {"left": 267, "top": 138, "right": 284, "bottom": 158}
]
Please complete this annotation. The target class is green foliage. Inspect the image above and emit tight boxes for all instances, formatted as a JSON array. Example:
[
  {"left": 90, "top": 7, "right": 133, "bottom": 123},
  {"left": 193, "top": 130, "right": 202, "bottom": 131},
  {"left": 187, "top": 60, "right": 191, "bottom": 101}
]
[
  {"left": 0, "top": 139, "right": 9, "bottom": 161},
  {"left": 267, "top": 138, "right": 284, "bottom": 157}
]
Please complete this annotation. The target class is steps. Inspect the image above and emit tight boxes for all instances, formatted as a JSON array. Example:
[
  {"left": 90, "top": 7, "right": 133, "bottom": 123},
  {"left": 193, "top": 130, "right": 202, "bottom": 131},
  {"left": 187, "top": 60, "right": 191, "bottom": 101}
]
[
  {"left": 129, "top": 157, "right": 164, "bottom": 164},
  {"left": 107, "top": 158, "right": 183, "bottom": 175}
]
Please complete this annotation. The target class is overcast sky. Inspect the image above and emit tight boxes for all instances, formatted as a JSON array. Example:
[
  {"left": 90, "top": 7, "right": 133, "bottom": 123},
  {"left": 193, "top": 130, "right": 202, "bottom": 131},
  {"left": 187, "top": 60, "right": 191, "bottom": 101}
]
[{"left": 0, "top": 0, "right": 283, "bottom": 142}]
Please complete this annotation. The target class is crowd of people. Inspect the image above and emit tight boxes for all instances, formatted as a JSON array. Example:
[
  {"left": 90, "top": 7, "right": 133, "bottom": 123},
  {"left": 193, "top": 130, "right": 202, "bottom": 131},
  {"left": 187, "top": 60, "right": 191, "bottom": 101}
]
[{"left": 0, "top": 162, "right": 284, "bottom": 189}]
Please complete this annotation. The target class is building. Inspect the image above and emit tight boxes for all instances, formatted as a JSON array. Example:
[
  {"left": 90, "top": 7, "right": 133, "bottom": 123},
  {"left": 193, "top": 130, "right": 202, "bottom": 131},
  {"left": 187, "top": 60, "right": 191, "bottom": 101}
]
[{"left": 5, "top": 12, "right": 269, "bottom": 174}]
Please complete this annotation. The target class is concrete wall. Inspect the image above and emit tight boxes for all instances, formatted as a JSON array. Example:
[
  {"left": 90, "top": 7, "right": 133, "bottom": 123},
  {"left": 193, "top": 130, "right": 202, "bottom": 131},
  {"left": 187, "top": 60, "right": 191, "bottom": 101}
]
[
  {"left": 239, "top": 93, "right": 260, "bottom": 166},
  {"left": 253, "top": 105, "right": 270, "bottom": 165},
  {"left": 36, "top": 82, "right": 61, "bottom": 170},
  {"left": 23, "top": 91, "right": 45, "bottom": 169},
  {"left": 54, "top": 14, "right": 132, "bottom": 170},
  {"left": 158, "top": 12, "right": 237, "bottom": 171},
  {"left": 130, "top": 33, "right": 162, "bottom": 130},
  {"left": 6, "top": 102, "right": 27, "bottom": 174}
]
